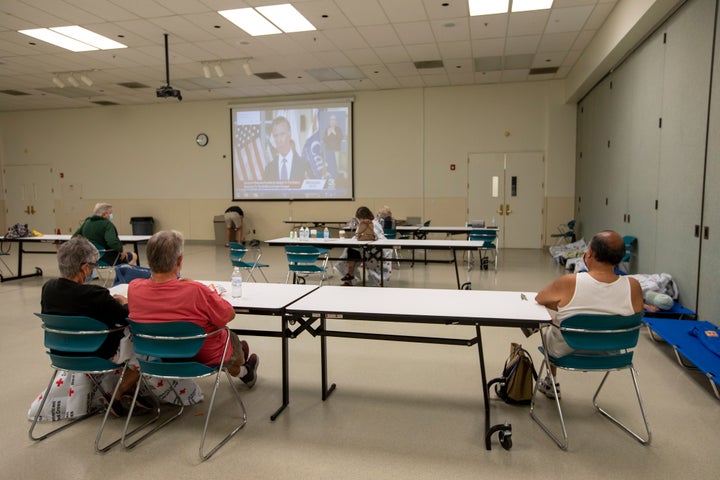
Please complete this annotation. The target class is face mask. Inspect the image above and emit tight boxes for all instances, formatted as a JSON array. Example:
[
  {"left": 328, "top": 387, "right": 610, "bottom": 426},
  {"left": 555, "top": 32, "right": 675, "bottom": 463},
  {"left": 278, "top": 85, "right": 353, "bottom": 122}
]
[
  {"left": 84, "top": 265, "right": 94, "bottom": 284},
  {"left": 108, "top": 213, "right": 113, "bottom": 221}
]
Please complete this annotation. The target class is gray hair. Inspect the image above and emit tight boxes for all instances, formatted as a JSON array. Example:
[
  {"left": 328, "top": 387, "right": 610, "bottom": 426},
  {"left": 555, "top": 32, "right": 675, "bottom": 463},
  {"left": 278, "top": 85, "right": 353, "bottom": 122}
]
[
  {"left": 379, "top": 205, "right": 392, "bottom": 217},
  {"left": 57, "top": 237, "right": 99, "bottom": 278},
  {"left": 146, "top": 230, "right": 184, "bottom": 273},
  {"left": 93, "top": 203, "right": 112, "bottom": 216}
]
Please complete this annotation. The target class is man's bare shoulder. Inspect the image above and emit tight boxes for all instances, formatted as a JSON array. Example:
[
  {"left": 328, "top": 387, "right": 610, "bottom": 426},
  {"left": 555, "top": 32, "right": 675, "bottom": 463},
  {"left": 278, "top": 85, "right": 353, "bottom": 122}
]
[{"left": 553, "top": 273, "right": 577, "bottom": 289}]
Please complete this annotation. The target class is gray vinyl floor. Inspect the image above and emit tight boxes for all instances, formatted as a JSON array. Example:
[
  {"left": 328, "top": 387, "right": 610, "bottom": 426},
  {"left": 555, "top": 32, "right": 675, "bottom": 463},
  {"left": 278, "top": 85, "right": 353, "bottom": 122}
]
[{"left": 1, "top": 241, "right": 718, "bottom": 479}]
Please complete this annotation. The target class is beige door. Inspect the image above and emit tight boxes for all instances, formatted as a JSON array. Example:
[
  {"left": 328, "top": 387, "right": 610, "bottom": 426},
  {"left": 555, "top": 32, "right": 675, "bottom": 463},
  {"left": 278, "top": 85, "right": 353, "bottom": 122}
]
[
  {"left": 467, "top": 152, "right": 544, "bottom": 248},
  {"left": 3, "top": 165, "right": 55, "bottom": 233}
]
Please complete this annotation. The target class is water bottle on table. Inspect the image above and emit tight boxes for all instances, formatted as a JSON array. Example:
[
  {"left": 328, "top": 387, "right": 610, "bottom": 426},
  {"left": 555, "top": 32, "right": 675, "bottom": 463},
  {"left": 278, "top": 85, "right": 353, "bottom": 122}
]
[
  {"left": 231, "top": 266, "right": 243, "bottom": 298},
  {"left": 324, "top": 227, "right": 330, "bottom": 239}
]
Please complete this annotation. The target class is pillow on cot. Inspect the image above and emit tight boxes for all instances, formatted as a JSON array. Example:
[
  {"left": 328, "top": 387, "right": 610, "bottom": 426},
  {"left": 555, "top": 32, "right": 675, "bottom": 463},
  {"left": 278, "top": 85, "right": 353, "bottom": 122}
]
[{"left": 646, "top": 291, "right": 674, "bottom": 310}]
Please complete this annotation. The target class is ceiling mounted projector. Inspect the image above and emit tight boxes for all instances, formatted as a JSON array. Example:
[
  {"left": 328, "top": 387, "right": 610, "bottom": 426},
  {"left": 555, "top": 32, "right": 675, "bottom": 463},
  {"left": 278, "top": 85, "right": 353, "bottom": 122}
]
[{"left": 156, "top": 33, "right": 182, "bottom": 101}]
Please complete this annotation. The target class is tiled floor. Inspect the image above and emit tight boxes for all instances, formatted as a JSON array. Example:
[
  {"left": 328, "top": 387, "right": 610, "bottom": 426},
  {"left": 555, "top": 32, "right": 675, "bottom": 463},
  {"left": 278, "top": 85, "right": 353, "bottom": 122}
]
[{"left": 1, "top": 241, "right": 719, "bottom": 479}]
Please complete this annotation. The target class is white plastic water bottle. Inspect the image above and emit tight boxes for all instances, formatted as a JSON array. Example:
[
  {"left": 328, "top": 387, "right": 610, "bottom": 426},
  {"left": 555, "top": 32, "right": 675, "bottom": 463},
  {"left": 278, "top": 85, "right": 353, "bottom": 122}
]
[
  {"left": 231, "top": 266, "right": 243, "bottom": 298},
  {"left": 324, "top": 227, "right": 330, "bottom": 239}
]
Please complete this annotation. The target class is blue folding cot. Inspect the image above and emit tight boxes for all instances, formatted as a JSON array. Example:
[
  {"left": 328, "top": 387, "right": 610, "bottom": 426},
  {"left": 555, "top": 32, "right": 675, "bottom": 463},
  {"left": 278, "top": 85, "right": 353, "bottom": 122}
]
[{"left": 644, "top": 318, "right": 720, "bottom": 400}]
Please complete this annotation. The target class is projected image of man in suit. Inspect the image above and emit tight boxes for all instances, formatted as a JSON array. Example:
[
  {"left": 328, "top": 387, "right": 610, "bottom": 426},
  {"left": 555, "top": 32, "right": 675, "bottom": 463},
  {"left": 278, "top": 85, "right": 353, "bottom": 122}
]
[{"left": 263, "top": 116, "right": 314, "bottom": 181}]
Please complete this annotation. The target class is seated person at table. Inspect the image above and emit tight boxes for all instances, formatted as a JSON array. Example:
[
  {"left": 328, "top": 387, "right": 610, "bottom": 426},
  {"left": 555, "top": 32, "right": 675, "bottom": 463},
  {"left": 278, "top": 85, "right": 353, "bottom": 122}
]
[
  {"left": 534, "top": 230, "right": 644, "bottom": 399},
  {"left": 74, "top": 202, "right": 137, "bottom": 266},
  {"left": 336, "top": 206, "right": 391, "bottom": 286},
  {"left": 128, "top": 230, "right": 259, "bottom": 386},
  {"left": 378, "top": 205, "right": 396, "bottom": 230},
  {"left": 41, "top": 236, "right": 141, "bottom": 416}
]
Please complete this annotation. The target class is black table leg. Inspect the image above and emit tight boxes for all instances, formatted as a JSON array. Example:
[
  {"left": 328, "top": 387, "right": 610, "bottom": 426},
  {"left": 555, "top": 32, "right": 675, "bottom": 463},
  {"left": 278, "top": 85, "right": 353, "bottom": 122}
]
[
  {"left": 320, "top": 316, "right": 336, "bottom": 400},
  {"left": 271, "top": 315, "right": 290, "bottom": 421},
  {"left": 477, "top": 323, "right": 513, "bottom": 450},
  {"left": 0, "top": 240, "right": 43, "bottom": 282}
]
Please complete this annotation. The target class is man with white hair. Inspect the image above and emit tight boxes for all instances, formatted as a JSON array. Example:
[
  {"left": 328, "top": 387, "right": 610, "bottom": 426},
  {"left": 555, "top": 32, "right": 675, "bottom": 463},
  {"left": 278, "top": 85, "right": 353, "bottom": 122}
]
[{"left": 74, "top": 202, "right": 137, "bottom": 265}]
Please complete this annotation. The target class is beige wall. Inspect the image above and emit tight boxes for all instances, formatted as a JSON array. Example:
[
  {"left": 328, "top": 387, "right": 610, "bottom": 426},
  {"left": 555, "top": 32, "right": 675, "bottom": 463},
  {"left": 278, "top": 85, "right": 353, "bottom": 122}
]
[{"left": 0, "top": 80, "right": 576, "bottom": 244}]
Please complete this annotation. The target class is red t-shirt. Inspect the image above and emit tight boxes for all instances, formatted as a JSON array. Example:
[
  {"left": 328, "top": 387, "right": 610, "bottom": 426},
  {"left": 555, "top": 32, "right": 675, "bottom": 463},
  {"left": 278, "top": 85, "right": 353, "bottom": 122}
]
[{"left": 128, "top": 278, "right": 235, "bottom": 366}]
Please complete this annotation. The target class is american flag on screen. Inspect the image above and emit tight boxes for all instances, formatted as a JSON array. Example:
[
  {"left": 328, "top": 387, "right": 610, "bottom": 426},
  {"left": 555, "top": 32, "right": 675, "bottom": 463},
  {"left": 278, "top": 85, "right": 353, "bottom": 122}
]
[{"left": 234, "top": 124, "right": 266, "bottom": 181}]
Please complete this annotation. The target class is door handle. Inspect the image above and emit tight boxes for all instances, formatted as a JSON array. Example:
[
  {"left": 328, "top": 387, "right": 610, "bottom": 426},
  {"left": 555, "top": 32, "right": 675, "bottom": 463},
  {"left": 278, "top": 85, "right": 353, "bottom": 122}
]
[
  {"left": 505, "top": 204, "right": 512, "bottom": 215},
  {"left": 496, "top": 204, "right": 504, "bottom": 216},
  {"left": 30, "top": 205, "right": 36, "bottom": 215},
  {"left": 24, "top": 205, "right": 31, "bottom": 214}
]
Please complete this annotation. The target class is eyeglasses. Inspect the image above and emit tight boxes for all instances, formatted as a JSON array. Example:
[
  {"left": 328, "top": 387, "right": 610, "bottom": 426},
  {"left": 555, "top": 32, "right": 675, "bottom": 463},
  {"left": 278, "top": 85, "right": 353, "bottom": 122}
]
[{"left": 85, "top": 262, "right": 98, "bottom": 269}]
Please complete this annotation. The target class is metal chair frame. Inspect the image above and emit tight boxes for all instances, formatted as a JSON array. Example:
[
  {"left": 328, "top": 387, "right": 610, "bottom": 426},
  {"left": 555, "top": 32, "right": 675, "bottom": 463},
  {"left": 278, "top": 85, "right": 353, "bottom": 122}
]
[
  {"left": 91, "top": 242, "right": 120, "bottom": 287},
  {"left": 551, "top": 220, "right": 576, "bottom": 245},
  {"left": 530, "top": 313, "right": 651, "bottom": 450},
  {"left": 285, "top": 245, "right": 329, "bottom": 285},
  {"left": 383, "top": 227, "right": 402, "bottom": 267},
  {"left": 29, "top": 313, "right": 141, "bottom": 453},
  {"left": 228, "top": 242, "right": 269, "bottom": 282},
  {"left": 468, "top": 228, "right": 498, "bottom": 271},
  {"left": 121, "top": 320, "right": 247, "bottom": 461}
]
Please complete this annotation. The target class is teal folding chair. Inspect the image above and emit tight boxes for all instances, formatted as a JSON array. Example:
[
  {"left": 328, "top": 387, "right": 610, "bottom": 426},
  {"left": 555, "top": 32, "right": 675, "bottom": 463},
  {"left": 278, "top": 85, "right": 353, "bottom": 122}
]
[
  {"left": 122, "top": 320, "right": 247, "bottom": 461},
  {"left": 91, "top": 241, "right": 119, "bottom": 287},
  {"left": 530, "top": 313, "right": 651, "bottom": 450},
  {"left": 619, "top": 235, "right": 637, "bottom": 273},
  {"left": 383, "top": 227, "right": 401, "bottom": 267},
  {"left": 29, "top": 313, "right": 138, "bottom": 453},
  {"left": 229, "top": 241, "right": 269, "bottom": 282},
  {"left": 285, "top": 245, "right": 329, "bottom": 285},
  {"left": 468, "top": 228, "right": 498, "bottom": 271},
  {"left": 551, "top": 220, "right": 575, "bottom": 245}
]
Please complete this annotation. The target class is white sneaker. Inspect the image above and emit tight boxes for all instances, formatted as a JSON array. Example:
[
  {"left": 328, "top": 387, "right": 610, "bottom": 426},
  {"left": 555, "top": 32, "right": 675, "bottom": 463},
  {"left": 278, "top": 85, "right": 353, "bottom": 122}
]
[{"left": 538, "top": 376, "right": 561, "bottom": 400}]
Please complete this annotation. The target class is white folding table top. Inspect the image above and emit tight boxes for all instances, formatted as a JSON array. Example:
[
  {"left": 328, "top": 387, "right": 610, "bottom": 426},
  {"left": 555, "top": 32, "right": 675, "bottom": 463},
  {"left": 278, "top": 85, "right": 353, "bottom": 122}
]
[
  {"left": 111, "top": 281, "right": 318, "bottom": 313},
  {"left": 286, "top": 286, "right": 550, "bottom": 326}
]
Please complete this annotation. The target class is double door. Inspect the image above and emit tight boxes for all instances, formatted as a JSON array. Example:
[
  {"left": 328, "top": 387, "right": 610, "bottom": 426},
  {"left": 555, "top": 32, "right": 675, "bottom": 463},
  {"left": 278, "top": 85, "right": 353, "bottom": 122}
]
[
  {"left": 3, "top": 165, "right": 55, "bottom": 232},
  {"left": 467, "top": 152, "right": 544, "bottom": 249}
]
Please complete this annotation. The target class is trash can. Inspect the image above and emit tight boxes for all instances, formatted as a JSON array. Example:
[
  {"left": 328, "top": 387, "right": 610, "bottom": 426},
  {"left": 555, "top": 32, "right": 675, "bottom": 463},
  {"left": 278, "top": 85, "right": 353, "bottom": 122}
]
[
  {"left": 130, "top": 217, "right": 154, "bottom": 235},
  {"left": 214, "top": 215, "right": 226, "bottom": 246}
]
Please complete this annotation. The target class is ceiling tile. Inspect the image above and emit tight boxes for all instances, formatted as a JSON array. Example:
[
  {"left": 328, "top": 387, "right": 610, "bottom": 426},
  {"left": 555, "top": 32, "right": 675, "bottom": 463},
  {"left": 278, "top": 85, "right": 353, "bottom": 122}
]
[
  {"left": 394, "top": 21, "right": 434, "bottom": 45},
  {"left": 469, "top": 13, "right": 508, "bottom": 39},
  {"left": 508, "top": 10, "right": 550, "bottom": 36},
  {"left": 545, "top": 5, "right": 594, "bottom": 34},
  {"left": 334, "top": 0, "right": 388, "bottom": 27},
  {"left": 0, "top": 0, "right": 637, "bottom": 111},
  {"left": 380, "top": 0, "right": 427, "bottom": 23},
  {"left": 504, "top": 34, "right": 541, "bottom": 55},
  {"left": 357, "top": 24, "right": 401, "bottom": 47}
]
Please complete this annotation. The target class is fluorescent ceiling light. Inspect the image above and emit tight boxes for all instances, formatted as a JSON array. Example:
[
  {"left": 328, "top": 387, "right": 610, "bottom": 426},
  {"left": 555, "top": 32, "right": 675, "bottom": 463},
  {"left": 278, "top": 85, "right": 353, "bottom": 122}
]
[
  {"left": 79, "top": 74, "right": 93, "bottom": 86},
  {"left": 51, "top": 26, "right": 127, "bottom": 50},
  {"left": 219, "top": 8, "right": 282, "bottom": 36},
  {"left": 19, "top": 28, "right": 98, "bottom": 52},
  {"left": 67, "top": 75, "right": 80, "bottom": 87},
  {"left": 52, "top": 75, "right": 65, "bottom": 88},
  {"left": 18, "top": 25, "right": 127, "bottom": 52},
  {"left": 214, "top": 64, "right": 225, "bottom": 78},
  {"left": 243, "top": 62, "right": 253, "bottom": 76},
  {"left": 256, "top": 4, "right": 316, "bottom": 33},
  {"left": 468, "top": 0, "right": 508, "bottom": 16},
  {"left": 202, "top": 64, "right": 212, "bottom": 78},
  {"left": 511, "top": 0, "right": 554, "bottom": 12}
]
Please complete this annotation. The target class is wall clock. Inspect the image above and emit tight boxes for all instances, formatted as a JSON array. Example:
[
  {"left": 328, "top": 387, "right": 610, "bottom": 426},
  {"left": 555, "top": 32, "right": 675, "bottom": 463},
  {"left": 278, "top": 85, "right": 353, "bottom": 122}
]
[{"left": 196, "top": 133, "right": 209, "bottom": 147}]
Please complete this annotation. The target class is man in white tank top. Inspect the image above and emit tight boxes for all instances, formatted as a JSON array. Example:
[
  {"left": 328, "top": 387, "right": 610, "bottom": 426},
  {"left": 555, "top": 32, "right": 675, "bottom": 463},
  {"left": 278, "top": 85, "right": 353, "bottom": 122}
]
[{"left": 534, "top": 230, "right": 644, "bottom": 399}]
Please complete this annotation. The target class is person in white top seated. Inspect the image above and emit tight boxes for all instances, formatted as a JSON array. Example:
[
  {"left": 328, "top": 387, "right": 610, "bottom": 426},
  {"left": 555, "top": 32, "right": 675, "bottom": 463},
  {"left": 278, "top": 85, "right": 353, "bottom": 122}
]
[{"left": 534, "top": 230, "right": 644, "bottom": 399}]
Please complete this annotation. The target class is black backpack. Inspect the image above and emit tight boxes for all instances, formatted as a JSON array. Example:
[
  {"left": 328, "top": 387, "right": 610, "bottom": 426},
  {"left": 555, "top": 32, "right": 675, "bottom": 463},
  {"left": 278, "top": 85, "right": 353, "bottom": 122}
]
[{"left": 488, "top": 342, "right": 537, "bottom": 405}]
